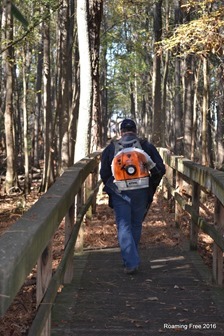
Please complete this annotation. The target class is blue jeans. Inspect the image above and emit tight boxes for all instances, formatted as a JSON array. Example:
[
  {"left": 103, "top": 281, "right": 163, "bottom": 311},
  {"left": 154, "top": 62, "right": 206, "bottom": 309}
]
[{"left": 111, "top": 188, "right": 150, "bottom": 269}]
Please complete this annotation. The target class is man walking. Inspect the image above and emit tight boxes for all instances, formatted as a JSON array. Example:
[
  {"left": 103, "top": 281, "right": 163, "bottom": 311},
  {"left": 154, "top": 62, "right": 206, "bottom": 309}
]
[{"left": 100, "top": 119, "right": 165, "bottom": 274}]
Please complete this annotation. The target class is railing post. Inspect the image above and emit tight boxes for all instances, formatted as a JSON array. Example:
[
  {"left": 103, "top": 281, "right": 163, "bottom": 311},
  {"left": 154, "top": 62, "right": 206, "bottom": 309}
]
[
  {"left": 190, "top": 181, "right": 200, "bottom": 250},
  {"left": 75, "top": 186, "right": 85, "bottom": 253},
  {"left": 213, "top": 198, "right": 224, "bottom": 285},
  {"left": 163, "top": 164, "right": 173, "bottom": 201},
  {"left": 86, "top": 173, "right": 93, "bottom": 220},
  {"left": 36, "top": 240, "right": 53, "bottom": 336},
  {"left": 162, "top": 164, "right": 175, "bottom": 214},
  {"left": 175, "top": 171, "right": 183, "bottom": 227},
  {"left": 64, "top": 203, "right": 75, "bottom": 283},
  {"left": 92, "top": 166, "right": 99, "bottom": 214}
]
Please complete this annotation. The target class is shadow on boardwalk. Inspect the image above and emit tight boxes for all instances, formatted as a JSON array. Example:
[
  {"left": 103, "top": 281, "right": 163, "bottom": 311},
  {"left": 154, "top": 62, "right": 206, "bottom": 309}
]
[{"left": 51, "top": 243, "right": 224, "bottom": 335}]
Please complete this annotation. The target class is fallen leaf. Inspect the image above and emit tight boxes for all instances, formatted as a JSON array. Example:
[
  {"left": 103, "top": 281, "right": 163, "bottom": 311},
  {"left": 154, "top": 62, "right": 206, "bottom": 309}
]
[{"left": 143, "top": 296, "right": 159, "bottom": 301}]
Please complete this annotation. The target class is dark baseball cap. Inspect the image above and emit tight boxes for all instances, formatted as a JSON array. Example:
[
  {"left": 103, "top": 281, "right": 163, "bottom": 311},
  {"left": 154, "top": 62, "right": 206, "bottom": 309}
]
[{"left": 120, "top": 118, "right": 137, "bottom": 131}]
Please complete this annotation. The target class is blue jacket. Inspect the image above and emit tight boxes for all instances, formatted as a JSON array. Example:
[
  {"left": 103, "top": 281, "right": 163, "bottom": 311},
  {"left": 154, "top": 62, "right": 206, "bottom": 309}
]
[{"left": 100, "top": 133, "right": 166, "bottom": 207}]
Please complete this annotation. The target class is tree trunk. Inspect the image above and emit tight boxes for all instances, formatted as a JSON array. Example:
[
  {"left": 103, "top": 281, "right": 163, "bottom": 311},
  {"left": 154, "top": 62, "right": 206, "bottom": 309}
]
[
  {"left": 89, "top": 0, "right": 103, "bottom": 152},
  {"left": 174, "top": 0, "right": 183, "bottom": 155},
  {"left": 70, "top": 28, "right": 80, "bottom": 162},
  {"left": 41, "top": 15, "right": 54, "bottom": 191},
  {"left": 22, "top": 46, "right": 30, "bottom": 195},
  {"left": 3, "top": 0, "right": 18, "bottom": 194},
  {"left": 130, "top": 82, "right": 136, "bottom": 120},
  {"left": 191, "top": 58, "right": 201, "bottom": 161},
  {"left": 58, "top": 0, "right": 70, "bottom": 172},
  {"left": 67, "top": 0, "right": 76, "bottom": 165},
  {"left": 75, "top": 0, "right": 92, "bottom": 162},
  {"left": 183, "top": 55, "right": 193, "bottom": 158},
  {"left": 152, "top": 0, "right": 163, "bottom": 146},
  {"left": 142, "top": 4, "right": 153, "bottom": 138},
  {"left": 201, "top": 57, "right": 210, "bottom": 166},
  {"left": 33, "top": 39, "right": 43, "bottom": 169},
  {"left": 100, "top": 15, "right": 108, "bottom": 146},
  {"left": 216, "top": 63, "right": 224, "bottom": 169},
  {"left": 161, "top": 0, "right": 169, "bottom": 148}
]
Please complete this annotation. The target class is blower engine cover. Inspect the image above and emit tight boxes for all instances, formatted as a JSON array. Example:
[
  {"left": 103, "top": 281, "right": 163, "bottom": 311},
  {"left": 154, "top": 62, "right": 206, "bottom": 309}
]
[{"left": 111, "top": 147, "right": 150, "bottom": 182}]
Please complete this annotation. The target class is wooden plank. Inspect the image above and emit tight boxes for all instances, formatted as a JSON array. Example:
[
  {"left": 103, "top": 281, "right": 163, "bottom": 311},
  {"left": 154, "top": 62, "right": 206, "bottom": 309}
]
[{"left": 174, "top": 192, "right": 187, "bottom": 208}]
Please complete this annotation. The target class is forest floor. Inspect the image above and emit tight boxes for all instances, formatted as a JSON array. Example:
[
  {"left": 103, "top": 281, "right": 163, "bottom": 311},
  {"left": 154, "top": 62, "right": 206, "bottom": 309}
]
[{"left": 0, "top": 183, "right": 214, "bottom": 336}]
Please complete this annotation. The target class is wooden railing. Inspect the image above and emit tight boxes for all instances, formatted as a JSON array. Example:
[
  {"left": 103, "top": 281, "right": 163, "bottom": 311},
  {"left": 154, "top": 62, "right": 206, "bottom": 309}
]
[
  {"left": 0, "top": 152, "right": 102, "bottom": 335},
  {"left": 159, "top": 148, "right": 224, "bottom": 286}
]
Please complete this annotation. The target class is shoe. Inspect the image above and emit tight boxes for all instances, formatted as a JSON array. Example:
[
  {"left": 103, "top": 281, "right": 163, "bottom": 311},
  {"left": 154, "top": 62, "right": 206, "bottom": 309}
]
[{"left": 124, "top": 266, "right": 138, "bottom": 275}]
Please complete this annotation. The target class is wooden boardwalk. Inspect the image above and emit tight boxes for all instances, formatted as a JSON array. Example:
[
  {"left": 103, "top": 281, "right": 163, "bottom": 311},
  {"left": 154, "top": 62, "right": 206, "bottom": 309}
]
[{"left": 51, "top": 243, "right": 224, "bottom": 335}]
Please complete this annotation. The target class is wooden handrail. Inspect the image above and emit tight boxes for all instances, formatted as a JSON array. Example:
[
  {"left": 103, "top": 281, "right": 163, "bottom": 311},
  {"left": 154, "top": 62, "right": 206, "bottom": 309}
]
[
  {"left": 0, "top": 152, "right": 101, "bottom": 321},
  {"left": 159, "top": 148, "right": 224, "bottom": 203},
  {"left": 159, "top": 148, "right": 224, "bottom": 286}
]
